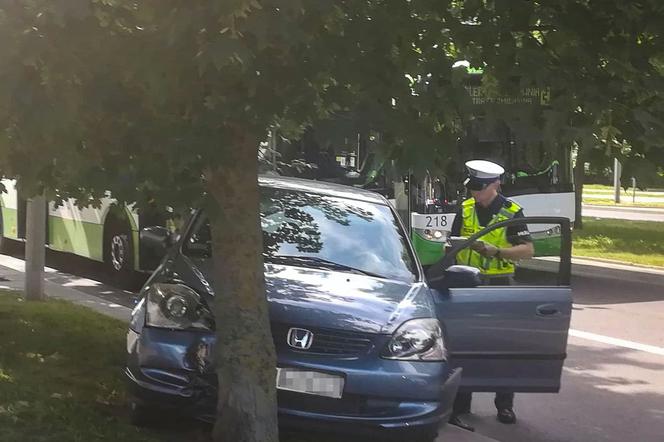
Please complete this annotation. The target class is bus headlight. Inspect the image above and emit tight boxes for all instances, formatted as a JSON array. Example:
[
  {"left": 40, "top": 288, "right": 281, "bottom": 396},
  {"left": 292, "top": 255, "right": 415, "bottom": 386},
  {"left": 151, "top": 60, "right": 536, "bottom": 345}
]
[
  {"left": 421, "top": 228, "right": 446, "bottom": 242},
  {"left": 146, "top": 283, "right": 214, "bottom": 331}
]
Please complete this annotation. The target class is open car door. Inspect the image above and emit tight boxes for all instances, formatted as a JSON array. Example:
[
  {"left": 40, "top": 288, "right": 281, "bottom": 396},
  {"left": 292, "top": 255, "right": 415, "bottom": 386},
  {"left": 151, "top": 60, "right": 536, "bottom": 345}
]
[{"left": 427, "top": 216, "right": 572, "bottom": 393}]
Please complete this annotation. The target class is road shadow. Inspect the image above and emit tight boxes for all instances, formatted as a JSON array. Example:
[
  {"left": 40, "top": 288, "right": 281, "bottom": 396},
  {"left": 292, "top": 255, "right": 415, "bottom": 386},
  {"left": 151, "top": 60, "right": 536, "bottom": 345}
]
[
  {"left": 570, "top": 274, "right": 664, "bottom": 305},
  {"left": 514, "top": 262, "right": 664, "bottom": 306},
  {"left": 463, "top": 341, "right": 664, "bottom": 442}
]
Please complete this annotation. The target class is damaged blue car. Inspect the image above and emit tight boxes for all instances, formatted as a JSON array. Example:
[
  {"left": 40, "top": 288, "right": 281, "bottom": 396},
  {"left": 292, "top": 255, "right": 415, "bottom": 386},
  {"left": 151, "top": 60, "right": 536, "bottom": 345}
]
[{"left": 126, "top": 176, "right": 572, "bottom": 441}]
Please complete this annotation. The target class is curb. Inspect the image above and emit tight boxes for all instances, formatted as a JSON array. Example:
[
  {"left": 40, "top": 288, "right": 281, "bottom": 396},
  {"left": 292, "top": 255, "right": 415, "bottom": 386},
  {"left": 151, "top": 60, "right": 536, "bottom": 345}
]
[
  {"left": 44, "top": 280, "right": 132, "bottom": 322},
  {"left": 572, "top": 256, "right": 664, "bottom": 272},
  {"left": 520, "top": 256, "right": 664, "bottom": 287},
  {"left": 0, "top": 254, "right": 132, "bottom": 322},
  {"left": 570, "top": 257, "right": 664, "bottom": 286},
  {"left": 582, "top": 204, "right": 664, "bottom": 214}
]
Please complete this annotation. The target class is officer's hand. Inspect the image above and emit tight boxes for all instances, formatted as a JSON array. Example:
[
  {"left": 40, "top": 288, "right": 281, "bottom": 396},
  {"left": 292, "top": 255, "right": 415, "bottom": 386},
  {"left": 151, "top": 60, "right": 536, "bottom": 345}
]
[
  {"left": 479, "top": 244, "right": 498, "bottom": 257},
  {"left": 470, "top": 241, "right": 485, "bottom": 252}
]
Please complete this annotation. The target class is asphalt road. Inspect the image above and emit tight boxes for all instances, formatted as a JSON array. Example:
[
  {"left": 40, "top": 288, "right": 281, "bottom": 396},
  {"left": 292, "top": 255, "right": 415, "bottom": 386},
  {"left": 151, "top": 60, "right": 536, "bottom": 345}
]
[
  {"left": 582, "top": 204, "right": 664, "bottom": 222},
  {"left": 452, "top": 273, "right": 664, "bottom": 442}
]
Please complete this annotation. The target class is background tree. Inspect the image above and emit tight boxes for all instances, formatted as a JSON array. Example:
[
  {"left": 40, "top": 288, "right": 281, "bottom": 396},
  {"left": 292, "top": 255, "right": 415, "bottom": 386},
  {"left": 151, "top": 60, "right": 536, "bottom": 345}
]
[{"left": 444, "top": 0, "right": 664, "bottom": 227}]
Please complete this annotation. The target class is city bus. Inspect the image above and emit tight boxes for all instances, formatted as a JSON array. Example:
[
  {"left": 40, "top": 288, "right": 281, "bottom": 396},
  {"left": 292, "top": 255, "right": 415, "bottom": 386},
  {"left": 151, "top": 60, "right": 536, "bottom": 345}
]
[{"left": 0, "top": 179, "right": 173, "bottom": 282}]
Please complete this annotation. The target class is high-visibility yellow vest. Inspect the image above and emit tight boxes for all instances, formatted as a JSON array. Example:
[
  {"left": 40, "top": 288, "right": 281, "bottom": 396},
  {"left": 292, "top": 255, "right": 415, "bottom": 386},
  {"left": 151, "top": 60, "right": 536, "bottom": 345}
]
[{"left": 457, "top": 197, "right": 522, "bottom": 277}]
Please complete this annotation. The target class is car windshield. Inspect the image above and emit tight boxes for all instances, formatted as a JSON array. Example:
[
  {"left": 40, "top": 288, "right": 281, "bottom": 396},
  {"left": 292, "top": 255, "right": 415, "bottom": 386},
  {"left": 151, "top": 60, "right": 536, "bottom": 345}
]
[{"left": 183, "top": 187, "right": 418, "bottom": 282}]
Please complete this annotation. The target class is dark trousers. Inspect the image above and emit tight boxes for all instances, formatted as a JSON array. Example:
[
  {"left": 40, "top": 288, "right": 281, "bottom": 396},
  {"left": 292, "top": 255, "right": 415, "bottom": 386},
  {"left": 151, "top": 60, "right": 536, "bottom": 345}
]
[
  {"left": 452, "top": 275, "right": 515, "bottom": 415},
  {"left": 453, "top": 391, "right": 515, "bottom": 414}
]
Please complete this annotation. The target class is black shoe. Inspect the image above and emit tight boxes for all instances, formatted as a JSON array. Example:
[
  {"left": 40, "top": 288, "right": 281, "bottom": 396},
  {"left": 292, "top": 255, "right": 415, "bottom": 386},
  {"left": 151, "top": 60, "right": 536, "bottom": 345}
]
[
  {"left": 497, "top": 408, "right": 517, "bottom": 424},
  {"left": 449, "top": 415, "right": 475, "bottom": 432}
]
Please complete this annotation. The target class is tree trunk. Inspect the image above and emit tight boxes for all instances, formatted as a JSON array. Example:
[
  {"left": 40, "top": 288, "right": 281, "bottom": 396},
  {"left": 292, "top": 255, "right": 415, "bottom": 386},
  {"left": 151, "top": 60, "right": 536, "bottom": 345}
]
[
  {"left": 25, "top": 194, "right": 46, "bottom": 301},
  {"left": 573, "top": 146, "right": 586, "bottom": 230},
  {"left": 205, "top": 134, "right": 279, "bottom": 442}
]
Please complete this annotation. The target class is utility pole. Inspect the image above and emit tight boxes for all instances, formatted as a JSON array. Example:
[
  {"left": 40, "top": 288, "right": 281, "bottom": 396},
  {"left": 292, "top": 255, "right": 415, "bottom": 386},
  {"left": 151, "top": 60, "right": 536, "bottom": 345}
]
[
  {"left": 613, "top": 158, "right": 622, "bottom": 204},
  {"left": 25, "top": 194, "right": 46, "bottom": 301},
  {"left": 632, "top": 177, "right": 637, "bottom": 203},
  {"left": 268, "top": 129, "right": 277, "bottom": 172}
]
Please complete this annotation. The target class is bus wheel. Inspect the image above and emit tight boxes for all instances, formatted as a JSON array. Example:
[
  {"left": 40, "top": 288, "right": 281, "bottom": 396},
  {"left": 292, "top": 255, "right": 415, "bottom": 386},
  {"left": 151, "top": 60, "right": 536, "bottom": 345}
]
[{"left": 103, "top": 217, "right": 134, "bottom": 287}]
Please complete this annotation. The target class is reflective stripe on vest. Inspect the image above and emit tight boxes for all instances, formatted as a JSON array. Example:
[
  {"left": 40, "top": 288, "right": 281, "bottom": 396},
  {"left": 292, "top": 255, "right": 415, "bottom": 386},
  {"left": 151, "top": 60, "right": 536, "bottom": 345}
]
[{"left": 457, "top": 197, "right": 522, "bottom": 277}]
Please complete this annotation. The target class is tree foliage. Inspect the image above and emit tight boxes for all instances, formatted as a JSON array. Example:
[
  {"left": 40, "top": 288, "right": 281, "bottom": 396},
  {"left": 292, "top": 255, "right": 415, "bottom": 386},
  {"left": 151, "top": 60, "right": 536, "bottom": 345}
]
[
  {"left": 0, "top": 0, "right": 470, "bottom": 209},
  {"left": 446, "top": 0, "right": 664, "bottom": 167}
]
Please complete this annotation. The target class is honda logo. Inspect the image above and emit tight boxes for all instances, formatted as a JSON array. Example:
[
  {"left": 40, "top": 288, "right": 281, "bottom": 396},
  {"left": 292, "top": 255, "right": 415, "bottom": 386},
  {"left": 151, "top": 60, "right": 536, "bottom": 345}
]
[{"left": 287, "top": 328, "right": 314, "bottom": 350}]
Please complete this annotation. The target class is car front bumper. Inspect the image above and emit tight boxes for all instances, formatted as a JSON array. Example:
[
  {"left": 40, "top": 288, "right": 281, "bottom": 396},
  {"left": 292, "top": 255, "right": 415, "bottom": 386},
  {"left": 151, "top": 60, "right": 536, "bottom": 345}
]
[{"left": 126, "top": 327, "right": 461, "bottom": 435}]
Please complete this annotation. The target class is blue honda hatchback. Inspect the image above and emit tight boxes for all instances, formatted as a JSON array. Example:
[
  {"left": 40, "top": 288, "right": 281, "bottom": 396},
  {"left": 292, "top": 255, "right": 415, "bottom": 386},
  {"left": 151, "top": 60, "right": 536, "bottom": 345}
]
[{"left": 126, "top": 176, "right": 572, "bottom": 440}]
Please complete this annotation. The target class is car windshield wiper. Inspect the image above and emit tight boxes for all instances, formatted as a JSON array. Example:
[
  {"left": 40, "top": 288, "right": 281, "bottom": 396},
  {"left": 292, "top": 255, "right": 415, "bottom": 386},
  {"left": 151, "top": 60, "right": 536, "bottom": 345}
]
[{"left": 265, "top": 255, "right": 386, "bottom": 279}]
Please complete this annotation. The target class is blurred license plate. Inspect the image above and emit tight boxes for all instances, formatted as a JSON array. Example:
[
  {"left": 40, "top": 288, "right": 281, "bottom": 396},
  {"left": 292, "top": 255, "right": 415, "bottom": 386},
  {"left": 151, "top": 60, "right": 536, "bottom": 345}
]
[{"left": 276, "top": 368, "right": 344, "bottom": 399}]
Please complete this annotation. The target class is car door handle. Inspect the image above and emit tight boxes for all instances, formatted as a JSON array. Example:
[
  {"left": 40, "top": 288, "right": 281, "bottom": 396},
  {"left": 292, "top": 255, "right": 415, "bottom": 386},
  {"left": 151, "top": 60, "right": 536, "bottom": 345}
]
[{"left": 536, "top": 304, "right": 560, "bottom": 316}]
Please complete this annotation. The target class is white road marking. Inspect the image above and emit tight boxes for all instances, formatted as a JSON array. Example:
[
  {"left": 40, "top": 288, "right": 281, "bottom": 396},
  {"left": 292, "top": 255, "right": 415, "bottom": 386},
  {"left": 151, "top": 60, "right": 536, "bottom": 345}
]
[{"left": 570, "top": 329, "right": 664, "bottom": 356}]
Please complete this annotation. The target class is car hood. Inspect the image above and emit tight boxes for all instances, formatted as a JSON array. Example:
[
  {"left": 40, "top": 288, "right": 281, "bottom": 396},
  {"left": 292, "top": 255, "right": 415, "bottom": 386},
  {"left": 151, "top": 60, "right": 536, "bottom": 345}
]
[{"left": 170, "top": 257, "right": 434, "bottom": 335}]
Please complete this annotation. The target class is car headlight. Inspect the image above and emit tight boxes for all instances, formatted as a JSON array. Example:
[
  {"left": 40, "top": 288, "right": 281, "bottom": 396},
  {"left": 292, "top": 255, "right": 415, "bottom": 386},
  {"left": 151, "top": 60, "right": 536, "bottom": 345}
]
[
  {"left": 382, "top": 318, "right": 447, "bottom": 361},
  {"left": 145, "top": 283, "right": 214, "bottom": 331}
]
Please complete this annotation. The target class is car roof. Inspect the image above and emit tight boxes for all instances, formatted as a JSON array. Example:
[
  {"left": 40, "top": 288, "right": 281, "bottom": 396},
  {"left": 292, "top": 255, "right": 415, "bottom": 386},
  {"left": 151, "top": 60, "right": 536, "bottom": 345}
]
[{"left": 258, "top": 175, "right": 389, "bottom": 205}]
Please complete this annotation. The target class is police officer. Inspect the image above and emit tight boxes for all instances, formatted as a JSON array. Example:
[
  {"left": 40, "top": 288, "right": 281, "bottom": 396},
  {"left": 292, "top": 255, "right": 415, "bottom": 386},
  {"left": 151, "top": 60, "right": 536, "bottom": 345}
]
[{"left": 448, "top": 159, "right": 535, "bottom": 431}]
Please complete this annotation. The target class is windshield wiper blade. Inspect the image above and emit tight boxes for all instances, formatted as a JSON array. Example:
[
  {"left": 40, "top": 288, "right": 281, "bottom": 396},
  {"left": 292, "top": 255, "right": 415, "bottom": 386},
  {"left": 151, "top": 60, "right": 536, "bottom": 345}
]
[{"left": 266, "top": 255, "right": 386, "bottom": 279}]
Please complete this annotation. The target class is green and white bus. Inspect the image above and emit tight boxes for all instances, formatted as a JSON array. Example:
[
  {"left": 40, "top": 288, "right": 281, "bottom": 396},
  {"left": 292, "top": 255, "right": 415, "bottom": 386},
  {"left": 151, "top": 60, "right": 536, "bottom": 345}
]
[{"left": 0, "top": 179, "right": 172, "bottom": 280}]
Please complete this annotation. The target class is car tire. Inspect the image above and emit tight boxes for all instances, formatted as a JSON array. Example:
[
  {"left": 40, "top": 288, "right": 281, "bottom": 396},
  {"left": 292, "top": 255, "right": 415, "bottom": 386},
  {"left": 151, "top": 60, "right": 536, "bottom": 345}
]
[{"left": 103, "top": 214, "right": 135, "bottom": 288}]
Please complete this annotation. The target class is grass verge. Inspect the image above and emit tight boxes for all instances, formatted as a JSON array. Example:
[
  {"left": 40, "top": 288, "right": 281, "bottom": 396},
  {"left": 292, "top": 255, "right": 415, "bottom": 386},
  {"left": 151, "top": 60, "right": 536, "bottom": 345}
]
[
  {"left": 0, "top": 292, "right": 366, "bottom": 442},
  {"left": 0, "top": 292, "right": 209, "bottom": 442},
  {"left": 573, "top": 218, "right": 664, "bottom": 267}
]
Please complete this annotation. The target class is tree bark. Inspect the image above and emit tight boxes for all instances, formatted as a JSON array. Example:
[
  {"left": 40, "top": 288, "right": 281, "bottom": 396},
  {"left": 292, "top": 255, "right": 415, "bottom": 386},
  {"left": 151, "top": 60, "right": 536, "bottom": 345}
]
[
  {"left": 25, "top": 194, "right": 46, "bottom": 301},
  {"left": 573, "top": 146, "right": 586, "bottom": 230},
  {"left": 205, "top": 133, "right": 279, "bottom": 442}
]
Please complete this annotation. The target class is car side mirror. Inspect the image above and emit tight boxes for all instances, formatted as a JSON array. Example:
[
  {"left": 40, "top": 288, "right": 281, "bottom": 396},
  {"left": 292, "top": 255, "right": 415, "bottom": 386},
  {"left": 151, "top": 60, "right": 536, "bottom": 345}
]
[
  {"left": 140, "top": 226, "right": 175, "bottom": 271},
  {"left": 428, "top": 265, "right": 481, "bottom": 291}
]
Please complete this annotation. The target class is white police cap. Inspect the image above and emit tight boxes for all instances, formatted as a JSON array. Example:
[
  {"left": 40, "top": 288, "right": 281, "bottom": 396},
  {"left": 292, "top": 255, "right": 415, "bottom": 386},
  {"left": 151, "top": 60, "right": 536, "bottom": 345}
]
[{"left": 465, "top": 160, "right": 505, "bottom": 179}]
